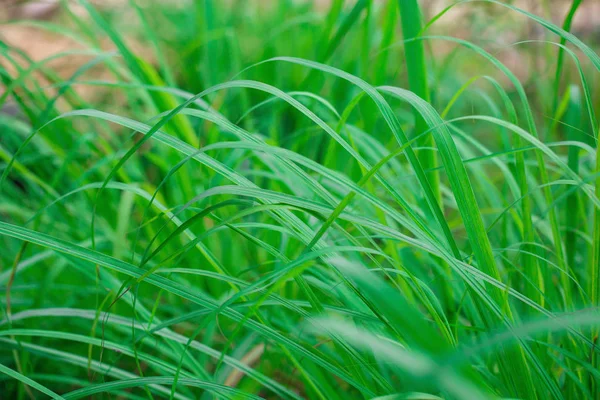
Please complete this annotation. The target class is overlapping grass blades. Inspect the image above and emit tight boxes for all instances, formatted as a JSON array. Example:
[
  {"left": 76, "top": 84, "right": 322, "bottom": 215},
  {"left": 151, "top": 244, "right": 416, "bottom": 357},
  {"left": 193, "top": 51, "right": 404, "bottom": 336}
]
[{"left": 1, "top": 0, "right": 600, "bottom": 398}]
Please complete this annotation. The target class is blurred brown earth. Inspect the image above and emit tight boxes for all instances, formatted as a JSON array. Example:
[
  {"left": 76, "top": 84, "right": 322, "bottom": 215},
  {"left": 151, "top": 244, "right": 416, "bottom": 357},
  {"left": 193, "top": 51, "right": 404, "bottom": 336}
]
[{"left": 1, "top": 0, "right": 598, "bottom": 102}]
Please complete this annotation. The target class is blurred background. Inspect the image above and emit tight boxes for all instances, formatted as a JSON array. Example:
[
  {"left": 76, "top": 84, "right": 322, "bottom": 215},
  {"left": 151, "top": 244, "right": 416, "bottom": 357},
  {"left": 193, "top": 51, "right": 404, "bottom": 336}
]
[{"left": 2, "top": 0, "right": 599, "bottom": 97}]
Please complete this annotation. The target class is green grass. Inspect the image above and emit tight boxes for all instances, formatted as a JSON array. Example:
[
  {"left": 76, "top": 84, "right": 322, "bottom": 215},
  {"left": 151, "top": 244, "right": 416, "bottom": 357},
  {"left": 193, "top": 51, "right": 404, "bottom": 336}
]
[{"left": 1, "top": 0, "right": 600, "bottom": 398}]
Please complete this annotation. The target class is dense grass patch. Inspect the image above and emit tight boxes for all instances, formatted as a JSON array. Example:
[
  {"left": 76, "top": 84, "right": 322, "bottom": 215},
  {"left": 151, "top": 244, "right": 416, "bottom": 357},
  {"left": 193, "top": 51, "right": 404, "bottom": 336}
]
[{"left": 1, "top": 0, "right": 600, "bottom": 398}]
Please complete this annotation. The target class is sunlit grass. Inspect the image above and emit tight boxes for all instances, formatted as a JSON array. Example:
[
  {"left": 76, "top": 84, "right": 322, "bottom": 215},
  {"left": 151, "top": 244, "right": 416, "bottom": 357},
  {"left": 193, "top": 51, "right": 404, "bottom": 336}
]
[{"left": 1, "top": 0, "right": 599, "bottom": 398}]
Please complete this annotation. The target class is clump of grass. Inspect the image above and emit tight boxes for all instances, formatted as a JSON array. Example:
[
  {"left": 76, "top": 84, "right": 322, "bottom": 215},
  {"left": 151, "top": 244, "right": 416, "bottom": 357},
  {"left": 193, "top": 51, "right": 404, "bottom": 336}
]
[{"left": 1, "top": 0, "right": 599, "bottom": 398}]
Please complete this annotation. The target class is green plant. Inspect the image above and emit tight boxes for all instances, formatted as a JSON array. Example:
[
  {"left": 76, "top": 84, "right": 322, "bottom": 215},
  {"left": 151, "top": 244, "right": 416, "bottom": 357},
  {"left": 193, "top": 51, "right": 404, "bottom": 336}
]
[{"left": 1, "top": 0, "right": 599, "bottom": 398}]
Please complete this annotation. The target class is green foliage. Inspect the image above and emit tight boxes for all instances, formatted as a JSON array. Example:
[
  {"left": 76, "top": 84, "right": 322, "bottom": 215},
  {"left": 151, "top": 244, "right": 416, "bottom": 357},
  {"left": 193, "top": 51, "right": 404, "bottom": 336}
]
[{"left": 1, "top": 0, "right": 599, "bottom": 398}]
